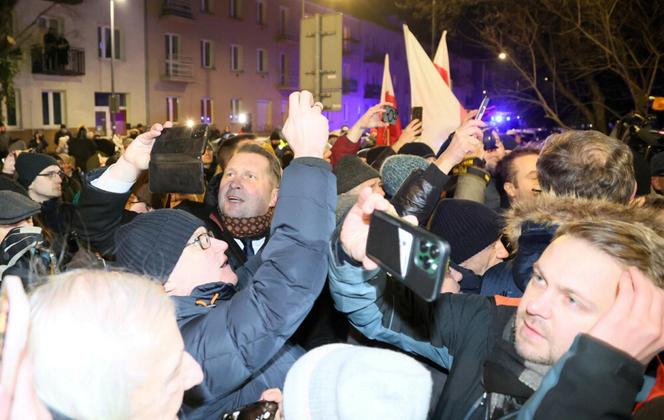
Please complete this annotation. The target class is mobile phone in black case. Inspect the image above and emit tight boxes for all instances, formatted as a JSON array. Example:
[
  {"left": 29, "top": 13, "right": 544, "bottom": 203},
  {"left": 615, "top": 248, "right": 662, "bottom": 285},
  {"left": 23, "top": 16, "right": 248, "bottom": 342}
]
[{"left": 367, "top": 210, "right": 451, "bottom": 302}]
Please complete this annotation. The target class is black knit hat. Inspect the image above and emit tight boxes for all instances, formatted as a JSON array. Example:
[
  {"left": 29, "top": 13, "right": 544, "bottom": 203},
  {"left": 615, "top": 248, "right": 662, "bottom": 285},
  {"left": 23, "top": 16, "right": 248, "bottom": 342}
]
[
  {"left": 365, "top": 146, "right": 390, "bottom": 166},
  {"left": 15, "top": 153, "right": 58, "bottom": 188},
  {"left": 334, "top": 155, "right": 380, "bottom": 194},
  {"left": 428, "top": 199, "right": 501, "bottom": 264},
  {"left": 398, "top": 142, "right": 435, "bottom": 159},
  {"left": 0, "top": 191, "right": 41, "bottom": 224},
  {"left": 115, "top": 209, "right": 205, "bottom": 282}
]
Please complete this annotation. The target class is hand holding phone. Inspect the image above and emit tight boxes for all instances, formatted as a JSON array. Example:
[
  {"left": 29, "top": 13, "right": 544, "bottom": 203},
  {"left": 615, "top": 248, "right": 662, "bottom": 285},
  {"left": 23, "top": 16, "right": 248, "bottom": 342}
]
[
  {"left": 475, "top": 96, "right": 490, "bottom": 121},
  {"left": 366, "top": 211, "right": 451, "bottom": 302},
  {"left": 411, "top": 107, "right": 423, "bottom": 137},
  {"left": 149, "top": 124, "right": 209, "bottom": 194}
]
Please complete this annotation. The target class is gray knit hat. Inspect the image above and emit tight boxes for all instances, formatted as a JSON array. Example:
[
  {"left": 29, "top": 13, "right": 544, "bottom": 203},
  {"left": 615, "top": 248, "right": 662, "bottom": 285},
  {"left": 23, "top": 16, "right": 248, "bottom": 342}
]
[
  {"left": 15, "top": 153, "right": 58, "bottom": 188},
  {"left": 380, "top": 154, "right": 429, "bottom": 197},
  {"left": 283, "top": 344, "right": 432, "bottom": 420},
  {"left": 115, "top": 209, "right": 205, "bottom": 282},
  {"left": 334, "top": 155, "right": 380, "bottom": 194},
  {"left": 0, "top": 191, "right": 41, "bottom": 224}
]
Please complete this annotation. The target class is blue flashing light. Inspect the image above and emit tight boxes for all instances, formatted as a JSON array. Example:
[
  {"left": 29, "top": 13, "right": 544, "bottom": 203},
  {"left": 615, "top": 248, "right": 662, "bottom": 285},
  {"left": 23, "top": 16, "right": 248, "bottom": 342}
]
[
  {"left": 495, "top": 115, "right": 504, "bottom": 123},
  {"left": 506, "top": 116, "right": 511, "bottom": 121}
]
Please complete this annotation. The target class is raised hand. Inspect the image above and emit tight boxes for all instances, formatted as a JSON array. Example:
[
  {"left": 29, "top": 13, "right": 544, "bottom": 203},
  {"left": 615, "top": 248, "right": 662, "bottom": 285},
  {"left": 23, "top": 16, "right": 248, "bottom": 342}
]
[
  {"left": 347, "top": 102, "right": 391, "bottom": 143},
  {"left": 340, "top": 187, "right": 395, "bottom": 270},
  {"left": 588, "top": 267, "right": 664, "bottom": 365},
  {"left": 282, "top": 91, "right": 329, "bottom": 159},
  {"left": 391, "top": 119, "right": 423, "bottom": 152},
  {"left": 435, "top": 118, "right": 485, "bottom": 174}
]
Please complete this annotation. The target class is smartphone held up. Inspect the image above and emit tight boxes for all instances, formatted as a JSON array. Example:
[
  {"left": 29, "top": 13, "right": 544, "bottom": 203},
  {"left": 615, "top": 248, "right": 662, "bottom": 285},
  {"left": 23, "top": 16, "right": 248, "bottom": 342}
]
[{"left": 366, "top": 211, "right": 451, "bottom": 302}]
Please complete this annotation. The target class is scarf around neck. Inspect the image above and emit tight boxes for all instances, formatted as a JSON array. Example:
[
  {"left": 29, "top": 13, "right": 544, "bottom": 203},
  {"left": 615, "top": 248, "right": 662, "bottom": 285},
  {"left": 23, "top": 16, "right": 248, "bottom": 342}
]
[{"left": 221, "top": 207, "right": 274, "bottom": 239}]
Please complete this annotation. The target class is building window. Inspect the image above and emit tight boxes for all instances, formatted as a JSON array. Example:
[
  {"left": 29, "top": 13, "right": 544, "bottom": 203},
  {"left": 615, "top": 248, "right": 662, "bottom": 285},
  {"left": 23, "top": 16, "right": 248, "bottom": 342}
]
[
  {"left": 278, "top": 6, "right": 288, "bottom": 35},
  {"left": 41, "top": 91, "right": 64, "bottom": 127},
  {"left": 279, "top": 52, "right": 287, "bottom": 85},
  {"left": 256, "top": 48, "right": 267, "bottom": 73},
  {"left": 256, "top": 0, "right": 265, "bottom": 25},
  {"left": 4, "top": 90, "right": 20, "bottom": 128},
  {"left": 229, "top": 0, "right": 241, "bottom": 19},
  {"left": 38, "top": 16, "right": 63, "bottom": 35},
  {"left": 201, "top": 39, "right": 214, "bottom": 68},
  {"left": 230, "top": 44, "right": 242, "bottom": 71},
  {"left": 166, "top": 96, "right": 180, "bottom": 122},
  {"left": 201, "top": 97, "right": 213, "bottom": 124},
  {"left": 97, "top": 26, "right": 121, "bottom": 59},
  {"left": 230, "top": 98, "right": 241, "bottom": 120},
  {"left": 201, "top": 0, "right": 213, "bottom": 13}
]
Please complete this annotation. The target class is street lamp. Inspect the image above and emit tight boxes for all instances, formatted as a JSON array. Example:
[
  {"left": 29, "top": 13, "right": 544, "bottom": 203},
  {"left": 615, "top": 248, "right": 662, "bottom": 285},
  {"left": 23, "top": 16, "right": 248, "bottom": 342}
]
[
  {"left": 498, "top": 52, "right": 507, "bottom": 60},
  {"left": 109, "top": 0, "right": 116, "bottom": 137}
]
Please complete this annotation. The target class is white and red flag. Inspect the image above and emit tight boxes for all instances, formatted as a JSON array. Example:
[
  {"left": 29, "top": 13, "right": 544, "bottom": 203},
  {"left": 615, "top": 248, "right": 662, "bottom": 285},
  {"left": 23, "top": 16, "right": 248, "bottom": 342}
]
[
  {"left": 403, "top": 25, "right": 463, "bottom": 151},
  {"left": 434, "top": 30, "right": 452, "bottom": 88},
  {"left": 376, "top": 54, "right": 402, "bottom": 146}
]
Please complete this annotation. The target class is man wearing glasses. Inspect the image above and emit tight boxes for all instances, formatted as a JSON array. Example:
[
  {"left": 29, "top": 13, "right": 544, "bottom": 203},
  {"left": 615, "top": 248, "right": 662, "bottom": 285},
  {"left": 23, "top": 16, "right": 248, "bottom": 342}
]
[
  {"left": 14, "top": 153, "right": 75, "bottom": 237},
  {"left": 76, "top": 91, "right": 334, "bottom": 419}
]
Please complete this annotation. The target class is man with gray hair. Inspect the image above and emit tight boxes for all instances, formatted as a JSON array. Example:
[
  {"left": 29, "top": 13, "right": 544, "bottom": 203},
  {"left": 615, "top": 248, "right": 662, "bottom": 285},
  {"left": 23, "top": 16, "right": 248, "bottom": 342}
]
[{"left": 28, "top": 269, "right": 203, "bottom": 419}]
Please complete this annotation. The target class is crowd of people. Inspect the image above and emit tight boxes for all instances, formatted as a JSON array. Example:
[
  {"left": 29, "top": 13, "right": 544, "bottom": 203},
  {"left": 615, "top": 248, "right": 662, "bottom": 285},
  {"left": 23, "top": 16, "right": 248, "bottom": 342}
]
[{"left": 0, "top": 90, "right": 663, "bottom": 419}]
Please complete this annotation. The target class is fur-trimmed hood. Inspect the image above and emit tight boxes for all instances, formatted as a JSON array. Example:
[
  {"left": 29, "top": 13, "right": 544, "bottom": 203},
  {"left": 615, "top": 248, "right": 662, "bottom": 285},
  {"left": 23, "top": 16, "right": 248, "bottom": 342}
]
[{"left": 502, "top": 194, "right": 664, "bottom": 253}]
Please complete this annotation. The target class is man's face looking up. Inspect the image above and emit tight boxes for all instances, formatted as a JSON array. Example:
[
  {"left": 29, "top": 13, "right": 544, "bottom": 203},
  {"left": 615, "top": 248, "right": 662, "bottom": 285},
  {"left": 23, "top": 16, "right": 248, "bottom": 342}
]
[{"left": 218, "top": 152, "right": 278, "bottom": 218}]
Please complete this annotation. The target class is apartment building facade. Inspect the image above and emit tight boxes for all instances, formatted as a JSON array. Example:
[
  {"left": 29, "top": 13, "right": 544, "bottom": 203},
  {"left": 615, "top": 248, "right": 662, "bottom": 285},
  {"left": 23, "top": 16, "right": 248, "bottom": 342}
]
[
  {"left": 8, "top": 0, "right": 410, "bottom": 138},
  {"left": 10, "top": 0, "right": 148, "bottom": 139}
]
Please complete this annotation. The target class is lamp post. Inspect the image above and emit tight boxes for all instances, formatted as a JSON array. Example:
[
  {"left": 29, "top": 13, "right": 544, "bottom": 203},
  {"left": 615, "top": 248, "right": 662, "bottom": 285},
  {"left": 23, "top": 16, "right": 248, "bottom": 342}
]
[
  {"left": 431, "top": 0, "right": 436, "bottom": 58},
  {"left": 110, "top": 0, "right": 117, "bottom": 137}
]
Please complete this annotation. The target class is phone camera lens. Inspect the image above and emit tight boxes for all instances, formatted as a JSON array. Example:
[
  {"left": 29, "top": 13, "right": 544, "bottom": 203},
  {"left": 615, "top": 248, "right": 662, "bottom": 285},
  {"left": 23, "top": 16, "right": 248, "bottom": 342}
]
[
  {"left": 430, "top": 245, "right": 440, "bottom": 258},
  {"left": 420, "top": 241, "right": 431, "bottom": 252}
]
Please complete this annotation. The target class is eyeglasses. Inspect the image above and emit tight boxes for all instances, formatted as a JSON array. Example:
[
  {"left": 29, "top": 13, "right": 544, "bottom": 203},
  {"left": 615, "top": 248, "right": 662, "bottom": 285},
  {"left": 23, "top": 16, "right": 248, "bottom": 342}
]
[
  {"left": 36, "top": 170, "right": 65, "bottom": 180},
  {"left": 186, "top": 231, "right": 213, "bottom": 250}
]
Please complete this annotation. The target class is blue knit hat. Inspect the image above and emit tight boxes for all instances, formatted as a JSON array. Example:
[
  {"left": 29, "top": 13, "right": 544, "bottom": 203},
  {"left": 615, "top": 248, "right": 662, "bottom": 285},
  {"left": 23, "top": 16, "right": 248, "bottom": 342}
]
[
  {"left": 380, "top": 154, "right": 429, "bottom": 197},
  {"left": 115, "top": 209, "right": 205, "bottom": 282}
]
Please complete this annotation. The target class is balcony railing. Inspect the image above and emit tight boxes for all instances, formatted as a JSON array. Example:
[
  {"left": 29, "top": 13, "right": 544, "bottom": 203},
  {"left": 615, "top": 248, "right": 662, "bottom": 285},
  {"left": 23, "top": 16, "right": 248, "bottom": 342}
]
[
  {"left": 31, "top": 46, "right": 85, "bottom": 76},
  {"left": 343, "top": 78, "right": 358, "bottom": 93},
  {"left": 364, "top": 83, "right": 381, "bottom": 99},
  {"left": 161, "top": 0, "right": 193, "bottom": 18},
  {"left": 163, "top": 56, "right": 194, "bottom": 82}
]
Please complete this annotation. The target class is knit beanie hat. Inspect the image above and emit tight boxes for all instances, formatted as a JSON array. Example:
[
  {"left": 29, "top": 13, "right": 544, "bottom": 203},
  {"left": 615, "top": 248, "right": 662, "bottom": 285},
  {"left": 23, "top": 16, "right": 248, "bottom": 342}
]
[
  {"left": 380, "top": 154, "right": 429, "bottom": 197},
  {"left": 429, "top": 199, "right": 501, "bottom": 264},
  {"left": 334, "top": 155, "right": 380, "bottom": 194},
  {"left": 115, "top": 209, "right": 205, "bottom": 282},
  {"left": 15, "top": 153, "right": 58, "bottom": 188},
  {"left": 365, "top": 146, "right": 390, "bottom": 166},
  {"left": 0, "top": 191, "right": 41, "bottom": 224},
  {"left": 399, "top": 142, "right": 435, "bottom": 159},
  {"left": 283, "top": 344, "right": 432, "bottom": 420},
  {"left": 8, "top": 140, "right": 27, "bottom": 153}
]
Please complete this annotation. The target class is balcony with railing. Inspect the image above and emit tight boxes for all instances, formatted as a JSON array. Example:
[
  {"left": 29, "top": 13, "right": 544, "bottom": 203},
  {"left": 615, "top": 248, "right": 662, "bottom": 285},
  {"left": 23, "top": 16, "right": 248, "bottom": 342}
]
[
  {"left": 163, "top": 56, "right": 194, "bottom": 82},
  {"left": 161, "top": 0, "right": 193, "bottom": 19},
  {"left": 31, "top": 46, "right": 85, "bottom": 76},
  {"left": 343, "top": 78, "right": 358, "bottom": 93},
  {"left": 364, "top": 83, "right": 381, "bottom": 98}
]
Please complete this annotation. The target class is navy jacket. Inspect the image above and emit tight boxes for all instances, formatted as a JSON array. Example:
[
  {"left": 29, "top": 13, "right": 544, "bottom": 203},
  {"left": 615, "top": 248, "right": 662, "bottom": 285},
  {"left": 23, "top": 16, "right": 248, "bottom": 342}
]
[{"left": 174, "top": 158, "right": 336, "bottom": 419}]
